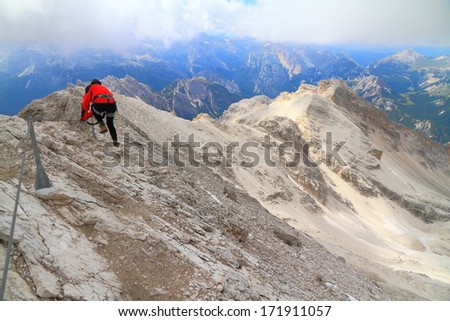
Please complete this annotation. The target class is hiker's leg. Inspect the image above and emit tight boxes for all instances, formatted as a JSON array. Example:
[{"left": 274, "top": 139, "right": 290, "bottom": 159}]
[
  {"left": 92, "top": 111, "right": 104, "bottom": 124},
  {"left": 92, "top": 104, "right": 108, "bottom": 133},
  {"left": 106, "top": 115, "right": 117, "bottom": 142},
  {"left": 92, "top": 104, "right": 105, "bottom": 123}
]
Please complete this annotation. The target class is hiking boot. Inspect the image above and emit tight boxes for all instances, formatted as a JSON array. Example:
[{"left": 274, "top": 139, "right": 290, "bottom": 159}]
[
  {"left": 99, "top": 122, "right": 108, "bottom": 134},
  {"left": 113, "top": 141, "right": 121, "bottom": 148}
]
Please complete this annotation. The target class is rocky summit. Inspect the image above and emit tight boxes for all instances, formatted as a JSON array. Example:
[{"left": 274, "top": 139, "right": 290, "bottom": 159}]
[{"left": 0, "top": 80, "right": 449, "bottom": 300}]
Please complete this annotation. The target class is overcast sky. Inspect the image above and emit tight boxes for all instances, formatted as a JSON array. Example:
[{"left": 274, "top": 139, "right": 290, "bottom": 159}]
[{"left": 1, "top": 0, "right": 449, "bottom": 50}]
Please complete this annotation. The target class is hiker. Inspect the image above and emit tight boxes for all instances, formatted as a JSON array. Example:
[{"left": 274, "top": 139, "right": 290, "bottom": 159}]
[{"left": 81, "top": 79, "right": 120, "bottom": 147}]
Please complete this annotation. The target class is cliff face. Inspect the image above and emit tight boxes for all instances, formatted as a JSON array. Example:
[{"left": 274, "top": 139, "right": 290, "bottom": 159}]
[
  {"left": 101, "top": 75, "right": 241, "bottom": 119},
  {"left": 1, "top": 80, "right": 449, "bottom": 301}
]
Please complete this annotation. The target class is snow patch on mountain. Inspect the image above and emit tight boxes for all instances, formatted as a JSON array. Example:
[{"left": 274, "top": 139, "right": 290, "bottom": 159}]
[{"left": 18, "top": 64, "right": 35, "bottom": 77}]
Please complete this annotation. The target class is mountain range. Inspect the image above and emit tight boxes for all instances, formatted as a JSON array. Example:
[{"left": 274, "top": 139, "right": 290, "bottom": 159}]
[
  {"left": 352, "top": 49, "right": 450, "bottom": 143},
  {"left": 0, "top": 35, "right": 449, "bottom": 143},
  {"left": 1, "top": 79, "right": 449, "bottom": 300}
]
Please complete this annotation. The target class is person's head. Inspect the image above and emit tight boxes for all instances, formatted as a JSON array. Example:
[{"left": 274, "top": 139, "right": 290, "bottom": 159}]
[{"left": 91, "top": 79, "right": 101, "bottom": 85}]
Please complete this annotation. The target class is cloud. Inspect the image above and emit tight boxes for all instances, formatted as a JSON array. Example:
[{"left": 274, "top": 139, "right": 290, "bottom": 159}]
[
  {"left": 0, "top": 0, "right": 252, "bottom": 50},
  {"left": 0, "top": 0, "right": 449, "bottom": 50},
  {"left": 238, "top": 0, "right": 450, "bottom": 46}
]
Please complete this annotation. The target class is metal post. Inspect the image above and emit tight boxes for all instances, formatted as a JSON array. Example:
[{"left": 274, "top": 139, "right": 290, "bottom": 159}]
[
  {"left": 91, "top": 123, "right": 97, "bottom": 139},
  {"left": 27, "top": 117, "right": 52, "bottom": 190},
  {"left": 0, "top": 126, "right": 29, "bottom": 300}
]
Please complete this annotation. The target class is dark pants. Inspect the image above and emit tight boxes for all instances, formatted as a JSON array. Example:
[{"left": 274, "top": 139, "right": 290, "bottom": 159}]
[{"left": 92, "top": 103, "right": 118, "bottom": 142}]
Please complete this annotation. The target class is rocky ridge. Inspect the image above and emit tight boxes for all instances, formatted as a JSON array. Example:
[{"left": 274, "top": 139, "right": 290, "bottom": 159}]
[
  {"left": 1, "top": 85, "right": 389, "bottom": 301},
  {"left": 1, "top": 80, "right": 449, "bottom": 300}
]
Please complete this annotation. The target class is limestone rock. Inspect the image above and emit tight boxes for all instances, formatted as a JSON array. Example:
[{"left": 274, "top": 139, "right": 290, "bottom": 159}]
[
  {"left": 0, "top": 80, "right": 448, "bottom": 302},
  {"left": 29, "top": 265, "right": 60, "bottom": 299}
]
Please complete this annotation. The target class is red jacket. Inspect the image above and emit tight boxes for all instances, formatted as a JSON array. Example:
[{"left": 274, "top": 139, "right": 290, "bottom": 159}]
[{"left": 82, "top": 84, "right": 116, "bottom": 112}]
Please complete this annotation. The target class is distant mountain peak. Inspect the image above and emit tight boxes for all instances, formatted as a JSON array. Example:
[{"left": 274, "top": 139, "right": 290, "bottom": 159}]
[
  {"left": 395, "top": 48, "right": 424, "bottom": 60},
  {"left": 381, "top": 48, "right": 425, "bottom": 64}
]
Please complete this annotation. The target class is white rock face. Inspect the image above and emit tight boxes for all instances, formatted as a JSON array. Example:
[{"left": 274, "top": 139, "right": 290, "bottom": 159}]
[
  {"left": 29, "top": 264, "right": 60, "bottom": 298},
  {"left": 0, "top": 81, "right": 449, "bottom": 301}
]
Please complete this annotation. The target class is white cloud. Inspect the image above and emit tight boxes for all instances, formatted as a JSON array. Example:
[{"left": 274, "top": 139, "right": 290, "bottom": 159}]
[
  {"left": 0, "top": 0, "right": 449, "bottom": 50},
  {"left": 238, "top": 0, "right": 450, "bottom": 46}
]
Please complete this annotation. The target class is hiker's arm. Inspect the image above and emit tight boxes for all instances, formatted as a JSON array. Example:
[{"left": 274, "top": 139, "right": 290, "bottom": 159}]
[{"left": 81, "top": 92, "right": 91, "bottom": 111}]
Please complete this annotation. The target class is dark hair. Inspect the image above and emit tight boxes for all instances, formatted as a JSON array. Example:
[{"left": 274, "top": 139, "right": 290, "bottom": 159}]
[{"left": 91, "top": 79, "right": 101, "bottom": 85}]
